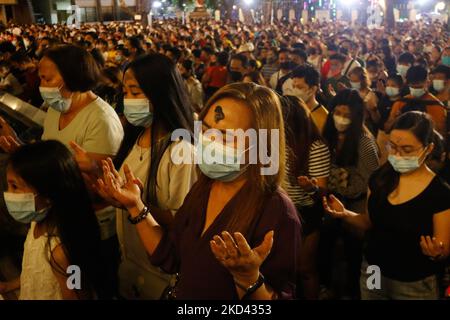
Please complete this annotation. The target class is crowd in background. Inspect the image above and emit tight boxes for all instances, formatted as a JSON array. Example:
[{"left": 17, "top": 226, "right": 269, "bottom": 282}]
[{"left": 0, "top": 17, "right": 448, "bottom": 300}]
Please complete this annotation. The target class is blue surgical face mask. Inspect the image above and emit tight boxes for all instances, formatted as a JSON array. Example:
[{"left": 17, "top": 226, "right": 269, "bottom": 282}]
[
  {"left": 442, "top": 56, "right": 450, "bottom": 67},
  {"left": 409, "top": 87, "right": 426, "bottom": 98},
  {"left": 4, "top": 192, "right": 49, "bottom": 224},
  {"left": 350, "top": 81, "right": 361, "bottom": 90},
  {"left": 39, "top": 86, "right": 72, "bottom": 113},
  {"left": 197, "top": 134, "right": 250, "bottom": 182},
  {"left": 124, "top": 98, "right": 153, "bottom": 127},
  {"left": 387, "top": 148, "right": 426, "bottom": 173}
]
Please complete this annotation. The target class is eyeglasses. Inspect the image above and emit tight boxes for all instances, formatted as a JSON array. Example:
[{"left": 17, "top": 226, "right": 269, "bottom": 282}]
[{"left": 386, "top": 142, "right": 425, "bottom": 157}]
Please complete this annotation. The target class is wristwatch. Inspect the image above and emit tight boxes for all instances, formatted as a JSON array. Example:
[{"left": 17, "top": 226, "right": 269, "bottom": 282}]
[
  {"left": 236, "top": 273, "right": 265, "bottom": 300},
  {"left": 307, "top": 185, "right": 320, "bottom": 195}
]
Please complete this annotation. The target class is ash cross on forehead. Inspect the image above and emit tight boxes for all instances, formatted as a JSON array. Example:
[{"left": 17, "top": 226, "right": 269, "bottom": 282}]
[{"left": 214, "top": 105, "right": 225, "bottom": 123}]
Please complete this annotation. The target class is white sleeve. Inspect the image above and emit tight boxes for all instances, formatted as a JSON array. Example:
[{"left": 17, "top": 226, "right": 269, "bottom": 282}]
[
  {"left": 156, "top": 140, "right": 198, "bottom": 215},
  {"left": 269, "top": 72, "right": 279, "bottom": 90},
  {"left": 282, "top": 78, "right": 294, "bottom": 96},
  {"left": 82, "top": 110, "right": 124, "bottom": 155}
]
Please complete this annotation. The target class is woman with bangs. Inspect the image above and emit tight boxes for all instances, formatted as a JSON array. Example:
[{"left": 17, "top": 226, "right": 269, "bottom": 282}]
[{"left": 98, "top": 82, "right": 302, "bottom": 300}]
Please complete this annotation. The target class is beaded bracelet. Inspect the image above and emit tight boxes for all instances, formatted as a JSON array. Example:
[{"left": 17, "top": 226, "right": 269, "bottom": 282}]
[{"left": 127, "top": 206, "right": 150, "bottom": 225}]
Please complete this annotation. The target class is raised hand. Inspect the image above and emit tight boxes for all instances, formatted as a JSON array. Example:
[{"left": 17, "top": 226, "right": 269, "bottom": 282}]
[
  {"left": 323, "top": 195, "right": 348, "bottom": 219},
  {"left": 327, "top": 83, "right": 337, "bottom": 97},
  {"left": 96, "top": 159, "right": 141, "bottom": 208},
  {"left": 0, "top": 135, "right": 21, "bottom": 153},
  {"left": 420, "top": 236, "right": 444, "bottom": 259},
  {"left": 69, "top": 141, "right": 96, "bottom": 173},
  {"left": 337, "top": 82, "right": 349, "bottom": 91},
  {"left": 210, "top": 230, "right": 274, "bottom": 287},
  {"left": 297, "top": 175, "right": 318, "bottom": 192},
  {"left": 376, "top": 79, "right": 386, "bottom": 95},
  {"left": 100, "top": 160, "right": 142, "bottom": 210}
]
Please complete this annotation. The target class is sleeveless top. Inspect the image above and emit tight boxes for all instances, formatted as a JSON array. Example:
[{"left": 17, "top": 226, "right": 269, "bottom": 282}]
[{"left": 19, "top": 222, "right": 63, "bottom": 300}]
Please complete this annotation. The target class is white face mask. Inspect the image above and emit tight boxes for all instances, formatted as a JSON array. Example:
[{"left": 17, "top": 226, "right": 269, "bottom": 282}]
[
  {"left": 386, "top": 86, "right": 400, "bottom": 97},
  {"left": 4, "top": 192, "right": 49, "bottom": 224},
  {"left": 39, "top": 86, "right": 72, "bottom": 113},
  {"left": 291, "top": 87, "right": 312, "bottom": 103},
  {"left": 123, "top": 98, "right": 153, "bottom": 127},
  {"left": 350, "top": 81, "right": 361, "bottom": 90},
  {"left": 409, "top": 87, "right": 426, "bottom": 98},
  {"left": 333, "top": 114, "right": 352, "bottom": 132},
  {"left": 397, "top": 64, "right": 410, "bottom": 78},
  {"left": 432, "top": 80, "right": 445, "bottom": 92}
]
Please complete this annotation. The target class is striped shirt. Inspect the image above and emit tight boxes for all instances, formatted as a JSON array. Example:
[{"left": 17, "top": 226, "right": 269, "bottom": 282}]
[
  {"left": 328, "top": 133, "right": 379, "bottom": 200},
  {"left": 284, "top": 140, "right": 331, "bottom": 208},
  {"left": 261, "top": 64, "right": 279, "bottom": 82}
]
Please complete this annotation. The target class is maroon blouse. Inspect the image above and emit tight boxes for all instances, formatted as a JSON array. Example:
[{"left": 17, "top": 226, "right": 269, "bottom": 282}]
[{"left": 149, "top": 180, "right": 302, "bottom": 299}]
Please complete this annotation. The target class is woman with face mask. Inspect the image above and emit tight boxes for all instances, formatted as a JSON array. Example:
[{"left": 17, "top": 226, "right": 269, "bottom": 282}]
[
  {"left": 98, "top": 82, "right": 301, "bottom": 299},
  {"left": 320, "top": 89, "right": 379, "bottom": 300},
  {"left": 0, "top": 44, "right": 124, "bottom": 162},
  {"left": 0, "top": 47, "right": 125, "bottom": 282},
  {"left": 94, "top": 53, "right": 197, "bottom": 300},
  {"left": 281, "top": 95, "right": 330, "bottom": 300},
  {"left": 0, "top": 141, "right": 108, "bottom": 300},
  {"left": 324, "top": 111, "right": 450, "bottom": 300}
]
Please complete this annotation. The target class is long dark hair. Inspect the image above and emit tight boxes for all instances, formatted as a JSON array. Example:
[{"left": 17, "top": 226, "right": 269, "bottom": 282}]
[
  {"left": 8, "top": 140, "right": 106, "bottom": 298},
  {"left": 323, "top": 89, "right": 365, "bottom": 167},
  {"left": 370, "top": 111, "right": 434, "bottom": 200},
  {"left": 114, "top": 53, "right": 194, "bottom": 205},
  {"left": 281, "top": 95, "right": 324, "bottom": 176}
]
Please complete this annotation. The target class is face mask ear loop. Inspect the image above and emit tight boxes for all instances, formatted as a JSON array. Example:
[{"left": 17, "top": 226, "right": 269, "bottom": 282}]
[
  {"left": 58, "top": 84, "right": 74, "bottom": 99},
  {"left": 237, "top": 143, "right": 256, "bottom": 166},
  {"left": 418, "top": 145, "right": 430, "bottom": 165}
]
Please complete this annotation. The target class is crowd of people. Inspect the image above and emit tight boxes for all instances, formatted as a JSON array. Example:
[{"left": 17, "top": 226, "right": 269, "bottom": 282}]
[{"left": 0, "top": 17, "right": 448, "bottom": 300}]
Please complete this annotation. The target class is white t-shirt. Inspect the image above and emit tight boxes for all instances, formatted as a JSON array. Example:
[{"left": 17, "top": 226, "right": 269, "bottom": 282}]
[
  {"left": 282, "top": 78, "right": 295, "bottom": 96},
  {"left": 269, "top": 70, "right": 289, "bottom": 90},
  {"left": 42, "top": 97, "right": 124, "bottom": 155},
  {"left": 342, "top": 58, "right": 361, "bottom": 77}
]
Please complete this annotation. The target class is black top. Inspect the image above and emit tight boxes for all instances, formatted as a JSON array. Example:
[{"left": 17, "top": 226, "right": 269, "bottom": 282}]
[{"left": 366, "top": 175, "right": 450, "bottom": 282}]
